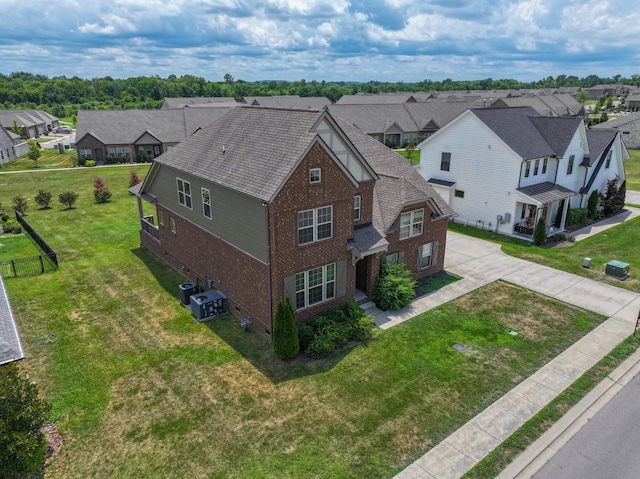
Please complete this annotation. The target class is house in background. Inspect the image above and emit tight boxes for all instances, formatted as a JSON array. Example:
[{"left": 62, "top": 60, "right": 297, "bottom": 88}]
[
  {"left": 417, "top": 107, "right": 628, "bottom": 239},
  {"left": 131, "top": 106, "right": 454, "bottom": 336},
  {"left": 75, "top": 106, "right": 234, "bottom": 164},
  {"left": 161, "top": 97, "right": 238, "bottom": 108},
  {"left": 0, "top": 110, "right": 58, "bottom": 138},
  {"left": 592, "top": 112, "right": 640, "bottom": 149},
  {"left": 0, "top": 127, "right": 23, "bottom": 165},
  {"left": 241, "top": 95, "right": 331, "bottom": 109}
]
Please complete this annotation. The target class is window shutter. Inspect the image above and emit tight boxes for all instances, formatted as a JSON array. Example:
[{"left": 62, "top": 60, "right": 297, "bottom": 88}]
[
  {"left": 283, "top": 274, "right": 296, "bottom": 302},
  {"left": 432, "top": 241, "right": 438, "bottom": 267},
  {"left": 416, "top": 245, "right": 422, "bottom": 270},
  {"left": 398, "top": 251, "right": 405, "bottom": 264},
  {"left": 336, "top": 260, "right": 347, "bottom": 298}
]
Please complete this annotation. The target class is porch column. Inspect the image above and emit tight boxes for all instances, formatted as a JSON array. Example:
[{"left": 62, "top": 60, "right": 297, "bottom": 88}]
[
  {"left": 135, "top": 197, "right": 144, "bottom": 226},
  {"left": 559, "top": 197, "right": 570, "bottom": 231}
]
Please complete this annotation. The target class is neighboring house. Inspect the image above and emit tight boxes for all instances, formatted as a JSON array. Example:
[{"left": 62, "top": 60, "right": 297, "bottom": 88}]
[
  {"left": 624, "top": 91, "right": 640, "bottom": 110},
  {"left": 592, "top": 112, "right": 640, "bottom": 149},
  {"left": 417, "top": 107, "right": 628, "bottom": 239},
  {"left": 0, "top": 127, "right": 22, "bottom": 165},
  {"left": 161, "top": 97, "right": 238, "bottom": 108},
  {"left": 329, "top": 101, "right": 472, "bottom": 146},
  {"left": 75, "top": 106, "right": 233, "bottom": 163},
  {"left": 241, "top": 95, "right": 331, "bottom": 109},
  {"left": 0, "top": 275, "right": 25, "bottom": 365},
  {"left": 131, "top": 106, "right": 454, "bottom": 336},
  {"left": 587, "top": 84, "right": 630, "bottom": 100},
  {"left": 0, "top": 110, "right": 58, "bottom": 138},
  {"left": 491, "top": 94, "right": 584, "bottom": 117}
]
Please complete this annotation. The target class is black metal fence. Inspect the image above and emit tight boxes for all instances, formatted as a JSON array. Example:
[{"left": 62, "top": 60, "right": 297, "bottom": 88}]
[
  {"left": 0, "top": 212, "right": 59, "bottom": 278},
  {"left": 15, "top": 212, "right": 58, "bottom": 267},
  {"left": 0, "top": 254, "right": 57, "bottom": 278}
]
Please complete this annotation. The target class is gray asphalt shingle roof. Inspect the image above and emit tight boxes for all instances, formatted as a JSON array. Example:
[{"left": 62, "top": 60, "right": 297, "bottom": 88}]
[
  {"left": 0, "top": 275, "right": 24, "bottom": 365},
  {"left": 151, "top": 106, "right": 454, "bottom": 232}
]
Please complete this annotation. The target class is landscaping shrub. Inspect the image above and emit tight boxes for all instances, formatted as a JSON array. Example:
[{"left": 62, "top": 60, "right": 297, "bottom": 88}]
[
  {"left": 303, "top": 300, "right": 374, "bottom": 359},
  {"left": 0, "top": 362, "right": 51, "bottom": 479},
  {"left": 35, "top": 190, "right": 53, "bottom": 209},
  {"left": 599, "top": 176, "right": 624, "bottom": 216},
  {"left": 59, "top": 191, "right": 79, "bottom": 209},
  {"left": 297, "top": 324, "right": 315, "bottom": 351},
  {"left": 85, "top": 160, "right": 96, "bottom": 167},
  {"left": 532, "top": 217, "right": 547, "bottom": 246},
  {"left": 587, "top": 189, "right": 599, "bottom": 219},
  {"left": 12, "top": 195, "right": 28, "bottom": 215},
  {"left": 129, "top": 170, "right": 142, "bottom": 190},
  {"left": 567, "top": 207, "right": 589, "bottom": 227},
  {"left": 272, "top": 297, "right": 299, "bottom": 361},
  {"left": 93, "top": 177, "right": 112, "bottom": 203},
  {"left": 373, "top": 262, "right": 416, "bottom": 311}
]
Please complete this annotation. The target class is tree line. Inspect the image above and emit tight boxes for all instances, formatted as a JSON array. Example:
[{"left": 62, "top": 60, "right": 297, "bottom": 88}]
[{"left": 1, "top": 71, "right": 639, "bottom": 118}]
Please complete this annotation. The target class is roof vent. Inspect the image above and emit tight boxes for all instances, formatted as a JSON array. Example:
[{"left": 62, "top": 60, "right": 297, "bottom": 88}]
[{"left": 222, "top": 145, "right": 226, "bottom": 154}]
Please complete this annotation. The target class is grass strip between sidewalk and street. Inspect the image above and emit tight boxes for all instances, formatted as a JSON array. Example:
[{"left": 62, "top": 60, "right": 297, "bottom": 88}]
[{"left": 463, "top": 335, "right": 640, "bottom": 478}]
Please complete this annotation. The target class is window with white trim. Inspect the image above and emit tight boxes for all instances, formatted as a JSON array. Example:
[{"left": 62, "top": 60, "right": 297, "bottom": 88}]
[
  {"left": 542, "top": 157, "right": 548, "bottom": 174},
  {"left": 385, "top": 253, "right": 398, "bottom": 265},
  {"left": 419, "top": 242, "right": 436, "bottom": 269},
  {"left": 295, "top": 263, "right": 335, "bottom": 310},
  {"left": 116, "top": 147, "right": 124, "bottom": 157},
  {"left": 310, "top": 168, "right": 321, "bottom": 184},
  {"left": 605, "top": 151, "right": 612, "bottom": 169},
  {"left": 124, "top": 147, "right": 131, "bottom": 159},
  {"left": 170, "top": 217, "right": 176, "bottom": 233},
  {"left": 298, "top": 206, "right": 332, "bottom": 245},
  {"left": 107, "top": 147, "right": 115, "bottom": 157},
  {"left": 525, "top": 161, "right": 531, "bottom": 177},
  {"left": 79, "top": 148, "right": 92, "bottom": 160},
  {"left": 157, "top": 209, "right": 164, "bottom": 226},
  {"left": 202, "top": 188, "right": 212, "bottom": 219},
  {"left": 354, "top": 195, "right": 361, "bottom": 221},
  {"left": 534, "top": 159, "right": 540, "bottom": 175},
  {"left": 399, "top": 209, "right": 424, "bottom": 239},
  {"left": 177, "top": 178, "right": 192, "bottom": 209}
]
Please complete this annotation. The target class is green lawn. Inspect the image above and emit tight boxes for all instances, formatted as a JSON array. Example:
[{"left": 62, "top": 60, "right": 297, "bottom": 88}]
[
  {"left": 0, "top": 232, "right": 41, "bottom": 259},
  {"left": 1, "top": 148, "right": 77, "bottom": 171},
  {"left": 625, "top": 148, "right": 640, "bottom": 192},
  {"left": 1, "top": 167, "right": 615, "bottom": 478}
]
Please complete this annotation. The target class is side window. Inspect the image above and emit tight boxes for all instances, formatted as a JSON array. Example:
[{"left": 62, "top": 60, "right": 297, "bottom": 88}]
[
  {"left": 309, "top": 168, "right": 321, "bottom": 184},
  {"left": 354, "top": 195, "right": 361, "bottom": 221},
  {"left": 177, "top": 178, "right": 192, "bottom": 209},
  {"left": 202, "top": 188, "right": 212, "bottom": 219},
  {"left": 567, "top": 155, "right": 574, "bottom": 175},
  {"left": 440, "top": 152, "right": 451, "bottom": 171},
  {"left": 524, "top": 161, "right": 531, "bottom": 178}
]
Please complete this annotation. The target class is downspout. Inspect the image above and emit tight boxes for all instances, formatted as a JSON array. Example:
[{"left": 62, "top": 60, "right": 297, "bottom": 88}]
[{"left": 263, "top": 200, "right": 273, "bottom": 342}]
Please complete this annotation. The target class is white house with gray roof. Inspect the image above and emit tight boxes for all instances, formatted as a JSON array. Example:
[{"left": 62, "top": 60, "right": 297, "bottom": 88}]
[{"left": 417, "top": 107, "right": 628, "bottom": 238}]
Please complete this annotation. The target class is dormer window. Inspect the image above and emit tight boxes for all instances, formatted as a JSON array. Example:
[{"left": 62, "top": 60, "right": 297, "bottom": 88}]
[{"left": 310, "top": 168, "right": 321, "bottom": 184}]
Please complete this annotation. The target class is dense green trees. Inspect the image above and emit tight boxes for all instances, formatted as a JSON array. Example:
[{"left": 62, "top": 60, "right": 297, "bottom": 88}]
[{"left": 1, "top": 72, "right": 639, "bottom": 119}]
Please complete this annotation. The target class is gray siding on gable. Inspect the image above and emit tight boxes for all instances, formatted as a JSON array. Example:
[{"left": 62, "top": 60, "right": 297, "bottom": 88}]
[{"left": 147, "top": 164, "right": 269, "bottom": 262}]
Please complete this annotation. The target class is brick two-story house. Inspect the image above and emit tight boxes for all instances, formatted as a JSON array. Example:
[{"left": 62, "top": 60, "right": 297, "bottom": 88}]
[{"left": 131, "top": 106, "right": 454, "bottom": 336}]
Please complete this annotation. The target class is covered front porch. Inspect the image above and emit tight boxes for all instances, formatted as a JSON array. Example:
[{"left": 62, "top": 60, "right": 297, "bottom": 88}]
[
  {"left": 348, "top": 223, "right": 388, "bottom": 300},
  {"left": 513, "top": 182, "right": 576, "bottom": 238}
]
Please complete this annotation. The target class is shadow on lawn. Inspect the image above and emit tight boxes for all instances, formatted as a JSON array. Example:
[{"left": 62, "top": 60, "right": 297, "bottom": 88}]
[{"left": 131, "top": 246, "right": 357, "bottom": 383}]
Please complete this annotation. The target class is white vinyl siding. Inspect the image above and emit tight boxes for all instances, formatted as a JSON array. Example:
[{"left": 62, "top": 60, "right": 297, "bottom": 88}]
[
  {"left": 202, "top": 188, "right": 212, "bottom": 219},
  {"left": 177, "top": 178, "right": 192, "bottom": 209}
]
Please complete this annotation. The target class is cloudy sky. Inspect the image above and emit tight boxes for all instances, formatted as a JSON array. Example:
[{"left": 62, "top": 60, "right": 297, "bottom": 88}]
[{"left": 1, "top": 0, "right": 638, "bottom": 83}]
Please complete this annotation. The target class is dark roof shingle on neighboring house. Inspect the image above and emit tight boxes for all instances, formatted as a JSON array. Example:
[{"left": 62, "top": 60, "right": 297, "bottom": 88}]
[{"left": 0, "top": 275, "right": 25, "bottom": 365}]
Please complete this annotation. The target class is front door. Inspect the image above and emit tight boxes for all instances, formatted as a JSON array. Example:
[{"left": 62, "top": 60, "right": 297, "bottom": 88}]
[{"left": 355, "top": 257, "right": 368, "bottom": 292}]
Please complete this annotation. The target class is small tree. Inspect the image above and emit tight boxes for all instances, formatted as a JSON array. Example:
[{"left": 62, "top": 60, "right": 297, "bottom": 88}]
[
  {"left": 272, "top": 297, "right": 300, "bottom": 360},
  {"left": 0, "top": 362, "right": 51, "bottom": 478},
  {"left": 587, "top": 189, "right": 599, "bottom": 219},
  {"left": 10, "top": 119, "right": 22, "bottom": 136},
  {"left": 599, "top": 176, "right": 623, "bottom": 216},
  {"left": 533, "top": 217, "right": 547, "bottom": 246},
  {"left": 12, "top": 194, "right": 28, "bottom": 215},
  {"left": 35, "top": 190, "right": 53, "bottom": 209},
  {"left": 373, "top": 262, "right": 416, "bottom": 311},
  {"left": 59, "top": 191, "right": 79, "bottom": 209},
  {"left": 93, "top": 177, "right": 112, "bottom": 203},
  {"left": 618, "top": 180, "right": 626, "bottom": 212},
  {"left": 27, "top": 139, "right": 42, "bottom": 168},
  {"left": 129, "top": 169, "right": 142, "bottom": 190}
]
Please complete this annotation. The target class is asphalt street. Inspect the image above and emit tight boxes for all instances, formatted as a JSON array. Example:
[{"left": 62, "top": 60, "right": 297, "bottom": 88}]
[{"left": 533, "top": 372, "right": 640, "bottom": 479}]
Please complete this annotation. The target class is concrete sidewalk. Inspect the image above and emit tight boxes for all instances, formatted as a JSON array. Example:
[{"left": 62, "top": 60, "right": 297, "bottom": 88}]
[{"left": 383, "top": 205, "right": 640, "bottom": 479}]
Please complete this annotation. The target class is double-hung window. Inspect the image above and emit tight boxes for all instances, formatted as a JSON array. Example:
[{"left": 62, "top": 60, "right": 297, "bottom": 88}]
[
  {"left": 298, "top": 206, "right": 332, "bottom": 245},
  {"left": 419, "top": 242, "right": 437, "bottom": 269},
  {"left": 605, "top": 151, "right": 612, "bottom": 169},
  {"left": 524, "top": 161, "right": 531, "bottom": 177},
  {"left": 202, "top": 188, "right": 212, "bottom": 219},
  {"left": 567, "top": 155, "right": 575, "bottom": 175},
  {"left": 177, "top": 178, "right": 192, "bottom": 209},
  {"left": 399, "top": 209, "right": 424, "bottom": 239},
  {"left": 534, "top": 159, "right": 539, "bottom": 176},
  {"left": 542, "top": 158, "right": 548, "bottom": 174},
  {"left": 440, "top": 152, "right": 451, "bottom": 171},
  {"left": 354, "top": 195, "right": 361, "bottom": 221},
  {"left": 295, "top": 263, "right": 335, "bottom": 310}
]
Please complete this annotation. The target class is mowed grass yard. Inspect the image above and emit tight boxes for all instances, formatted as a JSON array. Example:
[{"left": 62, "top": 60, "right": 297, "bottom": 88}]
[{"left": 0, "top": 166, "right": 615, "bottom": 478}]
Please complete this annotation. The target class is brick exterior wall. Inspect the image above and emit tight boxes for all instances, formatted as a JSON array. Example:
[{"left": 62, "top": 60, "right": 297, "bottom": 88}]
[
  {"left": 385, "top": 204, "right": 449, "bottom": 280},
  {"left": 140, "top": 205, "right": 273, "bottom": 335},
  {"left": 268, "top": 142, "right": 371, "bottom": 323}
]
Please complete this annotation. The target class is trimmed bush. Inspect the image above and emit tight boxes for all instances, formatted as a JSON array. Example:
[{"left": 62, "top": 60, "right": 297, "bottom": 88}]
[
  {"left": 93, "top": 177, "right": 112, "bottom": 203},
  {"left": 533, "top": 217, "right": 547, "bottom": 246},
  {"left": 567, "top": 207, "right": 589, "bottom": 227},
  {"left": 35, "top": 190, "right": 53, "bottom": 209},
  {"left": 12, "top": 195, "right": 28, "bottom": 215},
  {"left": 297, "top": 324, "right": 315, "bottom": 351},
  {"left": 272, "top": 297, "right": 299, "bottom": 360},
  {"left": 59, "top": 191, "right": 79, "bottom": 209},
  {"left": 373, "top": 262, "right": 416, "bottom": 311},
  {"left": 587, "top": 189, "right": 599, "bottom": 219}
]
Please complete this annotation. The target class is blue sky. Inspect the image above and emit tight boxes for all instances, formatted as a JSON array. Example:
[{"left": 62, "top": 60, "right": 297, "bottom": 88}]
[{"left": 2, "top": 0, "right": 638, "bottom": 83}]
